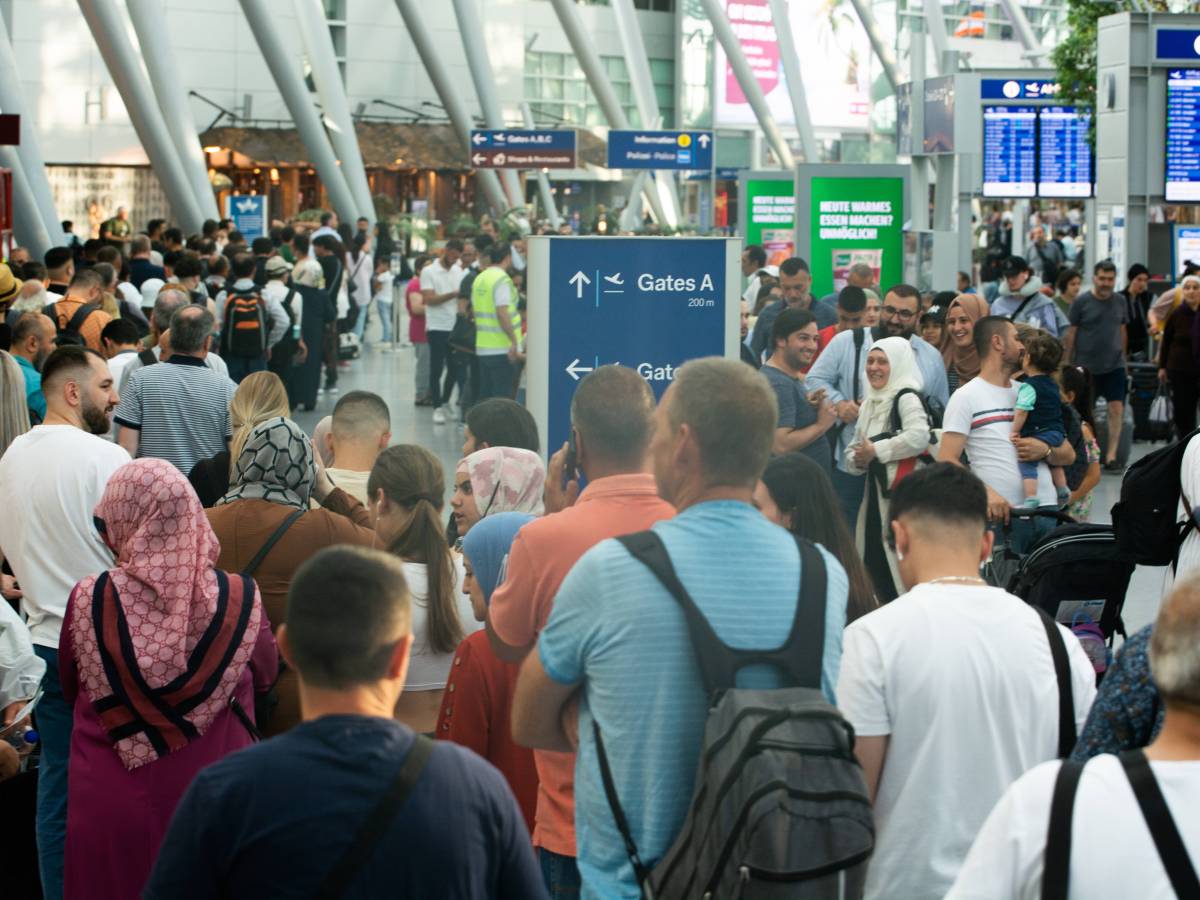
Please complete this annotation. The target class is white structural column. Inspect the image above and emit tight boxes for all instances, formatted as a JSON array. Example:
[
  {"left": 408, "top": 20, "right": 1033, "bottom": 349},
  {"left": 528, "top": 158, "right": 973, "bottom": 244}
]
[
  {"left": 452, "top": 0, "right": 524, "bottom": 210},
  {"left": 699, "top": 0, "right": 794, "bottom": 169},
  {"left": 78, "top": 0, "right": 204, "bottom": 233},
  {"left": 996, "top": 0, "right": 1050, "bottom": 65},
  {"left": 0, "top": 13, "right": 64, "bottom": 249},
  {"left": 611, "top": 0, "right": 680, "bottom": 227},
  {"left": 844, "top": 0, "right": 900, "bottom": 92},
  {"left": 521, "top": 102, "right": 562, "bottom": 230},
  {"left": 392, "top": 0, "right": 510, "bottom": 216},
  {"left": 545, "top": 0, "right": 669, "bottom": 225},
  {"left": 766, "top": 0, "right": 820, "bottom": 163},
  {"left": 0, "top": 146, "right": 54, "bottom": 256},
  {"left": 126, "top": 0, "right": 220, "bottom": 222},
  {"left": 238, "top": 0, "right": 359, "bottom": 226},
  {"left": 922, "top": 0, "right": 952, "bottom": 74},
  {"left": 293, "top": 0, "right": 375, "bottom": 225}
]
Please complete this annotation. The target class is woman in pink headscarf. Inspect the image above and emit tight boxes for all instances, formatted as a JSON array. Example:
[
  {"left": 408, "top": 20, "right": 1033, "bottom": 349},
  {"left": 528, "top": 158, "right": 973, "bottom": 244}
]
[
  {"left": 58, "top": 458, "right": 277, "bottom": 900},
  {"left": 451, "top": 446, "right": 545, "bottom": 538}
]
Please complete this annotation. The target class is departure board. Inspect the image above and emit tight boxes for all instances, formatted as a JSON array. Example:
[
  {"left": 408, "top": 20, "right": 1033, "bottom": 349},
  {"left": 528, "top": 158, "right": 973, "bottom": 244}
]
[
  {"left": 982, "top": 105, "right": 1036, "bottom": 197},
  {"left": 1038, "top": 106, "right": 1092, "bottom": 198},
  {"left": 1167, "top": 69, "right": 1200, "bottom": 202}
]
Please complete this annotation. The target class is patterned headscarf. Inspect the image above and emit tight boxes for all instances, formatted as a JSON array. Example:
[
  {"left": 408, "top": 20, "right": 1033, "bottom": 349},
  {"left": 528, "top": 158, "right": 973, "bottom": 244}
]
[
  {"left": 217, "top": 417, "right": 316, "bottom": 509},
  {"left": 69, "top": 459, "right": 263, "bottom": 770},
  {"left": 462, "top": 512, "right": 535, "bottom": 605},
  {"left": 458, "top": 447, "right": 546, "bottom": 519}
]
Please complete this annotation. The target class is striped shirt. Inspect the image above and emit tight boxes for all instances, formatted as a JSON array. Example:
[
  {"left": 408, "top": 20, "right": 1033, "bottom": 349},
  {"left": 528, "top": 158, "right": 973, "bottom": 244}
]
[
  {"left": 539, "top": 500, "right": 847, "bottom": 899},
  {"left": 114, "top": 355, "right": 236, "bottom": 473}
]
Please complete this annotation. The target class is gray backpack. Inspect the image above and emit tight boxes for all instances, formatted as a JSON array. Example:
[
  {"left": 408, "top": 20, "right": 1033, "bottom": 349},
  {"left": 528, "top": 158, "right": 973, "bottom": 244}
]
[{"left": 599, "top": 531, "right": 874, "bottom": 899}]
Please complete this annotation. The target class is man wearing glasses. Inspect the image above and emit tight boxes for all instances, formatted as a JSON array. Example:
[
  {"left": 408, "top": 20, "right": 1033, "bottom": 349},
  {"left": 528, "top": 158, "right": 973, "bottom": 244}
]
[{"left": 807, "top": 284, "right": 950, "bottom": 526}]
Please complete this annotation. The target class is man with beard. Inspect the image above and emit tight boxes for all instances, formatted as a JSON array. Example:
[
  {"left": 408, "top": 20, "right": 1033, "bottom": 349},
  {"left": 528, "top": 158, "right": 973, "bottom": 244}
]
[
  {"left": 939, "top": 317, "right": 1075, "bottom": 553},
  {"left": 807, "top": 283, "right": 949, "bottom": 525},
  {"left": 115, "top": 305, "right": 236, "bottom": 473},
  {"left": 761, "top": 308, "right": 837, "bottom": 473},
  {"left": 0, "top": 345, "right": 129, "bottom": 900},
  {"left": 10, "top": 312, "right": 56, "bottom": 422}
]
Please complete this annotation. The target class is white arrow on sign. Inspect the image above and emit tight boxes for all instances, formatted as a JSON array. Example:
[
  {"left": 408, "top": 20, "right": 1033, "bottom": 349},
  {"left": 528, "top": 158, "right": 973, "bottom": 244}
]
[
  {"left": 568, "top": 270, "right": 592, "bottom": 299},
  {"left": 472, "top": 152, "right": 486, "bottom": 166},
  {"left": 697, "top": 133, "right": 711, "bottom": 148},
  {"left": 566, "top": 359, "right": 594, "bottom": 381},
  {"left": 472, "top": 132, "right": 487, "bottom": 145}
]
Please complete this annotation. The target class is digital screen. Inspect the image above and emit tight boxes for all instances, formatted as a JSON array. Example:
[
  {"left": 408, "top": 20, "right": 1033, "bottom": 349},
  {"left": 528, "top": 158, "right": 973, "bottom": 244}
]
[
  {"left": 982, "top": 106, "right": 1036, "bottom": 198},
  {"left": 923, "top": 76, "right": 955, "bottom": 153},
  {"left": 1038, "top": 106, "right": 1092, "bottom": 198},
  {"left": 1167, "top": 69, "right": 1200, "bottom": 202}
]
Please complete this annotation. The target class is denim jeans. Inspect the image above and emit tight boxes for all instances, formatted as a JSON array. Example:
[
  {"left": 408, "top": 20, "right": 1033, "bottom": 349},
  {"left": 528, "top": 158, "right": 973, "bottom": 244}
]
[
  {"left": 377, "top": 299, "right": 393, "bottom": 343},
  {"left": 539, "top": 848, "right": 581, "bottom": 900},
  {"left": 352, "top": 299, "right": 370, "bottom": 342},
  {"left": 33, "top": 645, "right": 72, "bottom": 900},
  {"left": 831, "top": 467, "right": 866, "bottom": 531},
  {"left": 477, "top": 354, "right": 515, "bottom": 402}
]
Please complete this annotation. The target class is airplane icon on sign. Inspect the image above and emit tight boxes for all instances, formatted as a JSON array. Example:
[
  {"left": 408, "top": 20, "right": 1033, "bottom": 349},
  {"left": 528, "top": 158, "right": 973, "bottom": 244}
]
[{"left": 235, "top": 197, "right": 259, "bottom": 213}]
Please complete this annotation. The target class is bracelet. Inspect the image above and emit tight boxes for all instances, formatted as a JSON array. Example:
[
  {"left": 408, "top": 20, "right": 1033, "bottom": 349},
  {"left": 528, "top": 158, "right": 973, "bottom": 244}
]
[{"left": 1043, "top": 445, "right": 1053, "bottom": 461}]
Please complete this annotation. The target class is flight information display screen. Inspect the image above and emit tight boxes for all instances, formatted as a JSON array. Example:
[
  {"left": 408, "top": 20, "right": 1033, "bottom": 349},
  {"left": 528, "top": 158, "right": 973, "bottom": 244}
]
[
  {"left": 982, "top": 105, "right": 1037, "bottom": 197},
  {"left": 1167, "top": 69, "right": 1200, "bottom": 202},
  {"left": 1038, "top": 106, "right": 1092, "bottom": 198}
]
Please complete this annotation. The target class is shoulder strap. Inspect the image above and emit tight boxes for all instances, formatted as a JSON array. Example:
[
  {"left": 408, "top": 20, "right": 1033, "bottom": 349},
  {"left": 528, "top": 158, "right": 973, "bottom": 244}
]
[
  {"left": 1009, "top": 294, "right": 1037, "bottom": 322},
  {"left": 615, "top": 530, "right": 827, "bottom": 695},
  {"left": 311, "top": 735, "right": 435, "bottom": 900},
  {"left": 851, "top": 327, "right": 866, "bottom": 402},
  {"left": 241, "top": 508, "right": 305, "bottom": 577},
  {"left": 1037, "top": 609, "right": 1078, "bottom": 759},
  {"left": 65, "top": 302, "right": 100, "bottom": 334},
  {"left": 1042, "top": 759, "right": 1086, "bottom": 900},
  {"left": 138, "top": 348, "right": 158, "bottom": 367},
  {"left": 1119, "top": 750, "right": 1200, "bottom": 897},
  {"left": 593, "top": 721, "right": 652, "bottom": 889}
]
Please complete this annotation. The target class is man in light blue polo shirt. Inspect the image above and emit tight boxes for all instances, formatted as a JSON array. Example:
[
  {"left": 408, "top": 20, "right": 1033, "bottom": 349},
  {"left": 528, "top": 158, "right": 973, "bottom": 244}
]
[
  {"left": 10, "top": 312, "right": 56, "bottom": 422},
  {"left": 512, "top": 357, "right": 848, "bottom": 900}
]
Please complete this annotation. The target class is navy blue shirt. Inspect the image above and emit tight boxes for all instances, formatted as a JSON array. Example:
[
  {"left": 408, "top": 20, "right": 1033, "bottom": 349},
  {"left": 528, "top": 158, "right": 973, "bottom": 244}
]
[
  {"left": 1017, "top": 373, "right": 1063, "bottom": 437},
  {"left": 128, "top": 257, "right": 166, "bottom": 289},
  {"left": 144, "top": 715, "right": 547, "bottom": 900}
]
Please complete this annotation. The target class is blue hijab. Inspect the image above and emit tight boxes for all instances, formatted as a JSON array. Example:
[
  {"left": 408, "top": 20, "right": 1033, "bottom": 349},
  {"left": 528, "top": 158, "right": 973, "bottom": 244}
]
[{"left": 461, "top": 512, "right": 535, "bottom": 604}]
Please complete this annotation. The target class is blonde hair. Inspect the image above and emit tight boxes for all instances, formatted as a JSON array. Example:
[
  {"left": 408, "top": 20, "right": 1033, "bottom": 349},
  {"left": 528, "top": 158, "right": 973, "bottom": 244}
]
[
  {"left": 227, "top": 371, "right": 291, "bottom": 476},
  {"left": 0, "top": 350, "right": 31, "bottom": 456}
]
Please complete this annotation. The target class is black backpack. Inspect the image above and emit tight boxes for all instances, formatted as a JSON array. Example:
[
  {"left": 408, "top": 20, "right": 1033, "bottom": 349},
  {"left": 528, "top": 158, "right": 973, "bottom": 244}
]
[
  {"left": 44, "top": 301, "right": 100, "bottom": 347},
  {"left": 1111, "top": 427, "right": 1200, "bottom": 566},
  {"left": 221, "top": 288, "right": 269, "bottom": 358},
  {"left": 268, "top": 287, "right": 301, "bottom": 375},
  {"left": 597, "top": 531, "right": 874, "bottom": 899}
]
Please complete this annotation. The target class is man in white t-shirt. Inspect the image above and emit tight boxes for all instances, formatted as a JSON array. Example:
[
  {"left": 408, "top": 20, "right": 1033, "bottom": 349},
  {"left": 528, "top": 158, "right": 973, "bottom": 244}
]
[
  {"left": 0, "top": 346, "right": 129, "bottom": 900},
  {"left": 323, "top": 390, "right": 391, "bottom": 505},
  {"left": 837, "top": 463, "right": 1096, "bottom": 900},
  {"left": 419, "top": 239, "right": 464, "bottom": 425},
  {"left": 939, "top": 316, "right": 1076, "bottom": 553},
  {"left": 948, "top": 573, "right": 1200, "bottom": 899}
]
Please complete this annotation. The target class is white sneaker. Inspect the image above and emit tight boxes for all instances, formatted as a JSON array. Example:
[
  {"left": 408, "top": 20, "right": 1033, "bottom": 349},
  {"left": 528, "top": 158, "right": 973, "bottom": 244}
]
[{"left": 432, "top": 406, "right": 446, "bottom": 425}]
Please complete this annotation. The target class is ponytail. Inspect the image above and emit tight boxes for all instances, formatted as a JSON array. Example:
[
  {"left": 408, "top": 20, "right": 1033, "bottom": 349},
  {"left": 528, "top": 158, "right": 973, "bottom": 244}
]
[{"left": 368, "top": 445, "right": 463, "bottom": 654}]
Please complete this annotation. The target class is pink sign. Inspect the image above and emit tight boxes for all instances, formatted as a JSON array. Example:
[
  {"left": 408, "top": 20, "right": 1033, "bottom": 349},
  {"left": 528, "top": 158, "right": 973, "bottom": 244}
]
[{"left": 725, "top": 0, "right": 779, "bottom": 105}]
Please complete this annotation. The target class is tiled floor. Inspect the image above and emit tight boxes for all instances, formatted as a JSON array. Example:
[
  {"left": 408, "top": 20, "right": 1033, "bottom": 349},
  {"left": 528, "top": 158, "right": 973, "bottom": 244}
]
[{"left": 296, "top": 324, "right": 1167, "bottom": 640}]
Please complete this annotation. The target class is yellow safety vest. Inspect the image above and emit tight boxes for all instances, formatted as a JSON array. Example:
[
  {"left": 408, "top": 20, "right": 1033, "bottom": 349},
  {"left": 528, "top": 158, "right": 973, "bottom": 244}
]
[{"left": 473, "top": 266, "right": 516, "bottom": 351}]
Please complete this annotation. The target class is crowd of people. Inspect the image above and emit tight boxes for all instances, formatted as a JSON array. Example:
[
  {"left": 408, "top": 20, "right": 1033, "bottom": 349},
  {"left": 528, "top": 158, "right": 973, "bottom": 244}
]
[{"left": 0, "top": 217, "right": 1198, "bottom": 900}]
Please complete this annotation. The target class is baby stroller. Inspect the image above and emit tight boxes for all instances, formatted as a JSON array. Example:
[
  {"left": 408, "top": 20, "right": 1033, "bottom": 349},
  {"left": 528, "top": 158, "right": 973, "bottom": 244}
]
[{"left": 996, "top": 511, "right": 1137, "bottom": 678}]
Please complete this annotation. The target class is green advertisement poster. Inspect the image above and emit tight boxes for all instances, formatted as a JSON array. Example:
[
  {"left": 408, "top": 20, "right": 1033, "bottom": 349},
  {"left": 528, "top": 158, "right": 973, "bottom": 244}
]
[
  {"left": 744, "top": 179, "right": 795, "bottom": 267},
  {"left": 808, "top": 176, "right": 905, "bottom": 298}
]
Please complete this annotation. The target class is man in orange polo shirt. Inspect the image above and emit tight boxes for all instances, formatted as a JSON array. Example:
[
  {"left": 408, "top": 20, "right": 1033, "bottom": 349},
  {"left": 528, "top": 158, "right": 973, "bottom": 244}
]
[
  {"left": 45, "top": 268, "right": 112, "bottom": 353},
  {"left": 487, "top": 365, "right": 674, "bottom": 898}
]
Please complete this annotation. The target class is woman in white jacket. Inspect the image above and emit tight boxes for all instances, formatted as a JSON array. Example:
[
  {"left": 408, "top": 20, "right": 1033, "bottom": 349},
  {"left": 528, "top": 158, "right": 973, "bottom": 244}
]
[{"left": 845, "top": 336, "right": 934, "bottom": 601}]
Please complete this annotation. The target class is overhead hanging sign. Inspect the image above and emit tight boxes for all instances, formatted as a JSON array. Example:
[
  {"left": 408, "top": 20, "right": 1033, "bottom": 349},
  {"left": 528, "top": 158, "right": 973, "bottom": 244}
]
[
  {"left": 979, "top": 78, "right": 1061, "bottom": 101},
  {"left": 526, "top": 236, "right": 740, "bottom": 449},
  {"left": 1156, "top": 28, "right": 1200, "bottom": 61},
  {"left": 226, "top": 194, "right": 267, "bottom": 241},
  {"left": 712, "top": 0, "right": 870, "bottom": 132},
  {"left": 469, "top": 129, "right": 577, "bottom": 169},
  {"left": 795, "top": 165, "right": 907, "bottom": 298},
  {"left": 607, "top": 130, "right": 714, "bottom": 170}
]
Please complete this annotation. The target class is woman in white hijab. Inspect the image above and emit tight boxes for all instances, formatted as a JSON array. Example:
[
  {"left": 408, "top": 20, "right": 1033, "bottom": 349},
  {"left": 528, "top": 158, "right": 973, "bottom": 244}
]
[{"left": 845, "top": 336, "right": 935, "bottom": 601}]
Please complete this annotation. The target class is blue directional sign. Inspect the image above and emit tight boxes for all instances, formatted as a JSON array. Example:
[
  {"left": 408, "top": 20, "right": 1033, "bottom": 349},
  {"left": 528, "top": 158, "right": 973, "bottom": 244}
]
[
  {"left": 527, "top": 236, "right": 738, "bottom": 449},
  {"left": 980, "top": 78, "right": 1061, "bottom": 101},
  {"left": 607, "top": 130, "right": 715, "bottom": 170},
  {"left": 1157, "top": 29, "right": 1200, "bottom": 61},
  {"left": 469, "top": 129, "right": 577, "bottom": 169},
  {"left": 226, "top": 194, "right": 267, "bottom": 241}
]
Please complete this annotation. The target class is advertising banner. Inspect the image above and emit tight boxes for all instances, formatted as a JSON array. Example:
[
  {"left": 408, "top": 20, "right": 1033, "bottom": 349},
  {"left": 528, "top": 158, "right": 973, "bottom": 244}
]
[
  {"left": 713, "top": 0, "right": 870, "bottom": 132},
  {"left": 743, "top": 177, "right": 796, "bottom": 265},
  {"left": 797, "top": 167, "right": 907, "bottom": 298}
]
